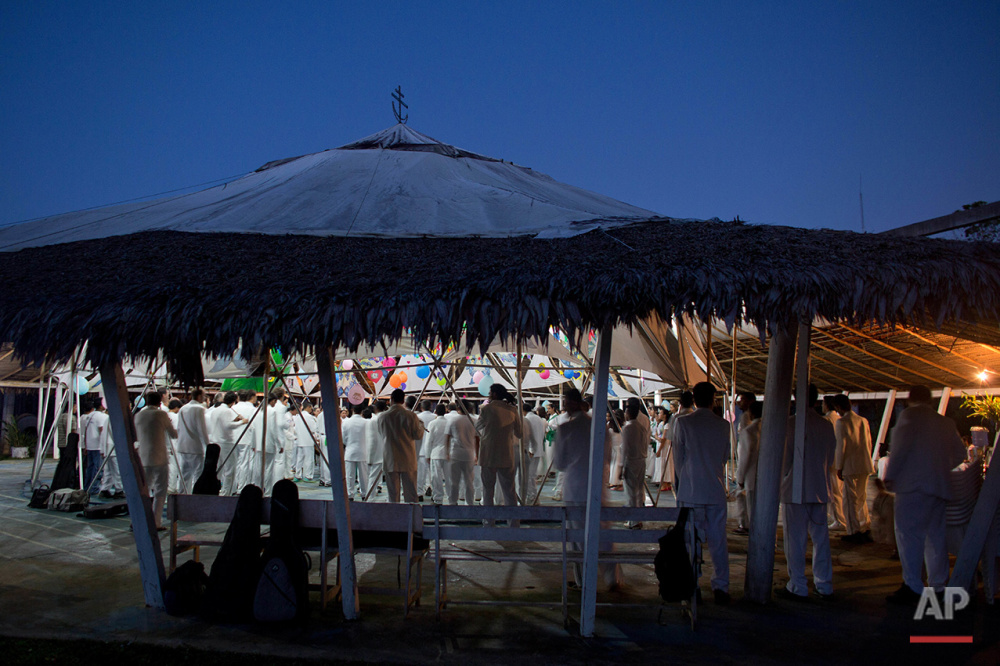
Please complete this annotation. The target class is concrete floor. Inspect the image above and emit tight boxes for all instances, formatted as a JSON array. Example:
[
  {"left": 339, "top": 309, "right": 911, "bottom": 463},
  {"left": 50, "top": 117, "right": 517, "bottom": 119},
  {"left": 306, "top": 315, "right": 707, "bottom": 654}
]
[{"left": 1, "top": 457, "right": 998, "bottom": 665}]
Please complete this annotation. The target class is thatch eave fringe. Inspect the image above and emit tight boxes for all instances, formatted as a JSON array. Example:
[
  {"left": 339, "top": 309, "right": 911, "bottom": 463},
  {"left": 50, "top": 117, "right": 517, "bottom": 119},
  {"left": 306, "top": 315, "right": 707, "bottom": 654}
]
[{"left": 1, "top": 221, "right": 999, "bottom": 383}]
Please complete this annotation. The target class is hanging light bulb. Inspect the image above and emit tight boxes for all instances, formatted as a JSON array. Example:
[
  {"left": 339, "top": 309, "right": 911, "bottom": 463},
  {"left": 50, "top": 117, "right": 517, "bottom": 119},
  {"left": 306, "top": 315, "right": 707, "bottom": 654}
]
[{"left": 977, "top": 370, "right": 989, "bottom": 383}]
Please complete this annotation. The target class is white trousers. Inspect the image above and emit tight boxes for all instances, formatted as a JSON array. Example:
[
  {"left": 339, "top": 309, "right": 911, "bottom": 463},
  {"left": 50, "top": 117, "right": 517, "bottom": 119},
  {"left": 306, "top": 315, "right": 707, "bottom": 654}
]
[
  {"left": 842, "top": 474, "right": 870, "bottom": 534},
  {"left": 345, "top": 460, "right": 368, "bottom": 497},
  {"left": 430, "top": 459, "right": 448, "bottom": 503},
  {"left": 100, "top": 452, "right": 121, "bottom": 493},
  {"left": 319, "top": 452, "right": 331, "bottom": 484},
  {"left": 365, "top": 461, "right": 383, "bottom": 500},
  {"left": 234, "top": 443, "right": 253, "bottom": 492},
  {"left": 895, "top": 491, "right": 949, "bottom": 593},
  {"left": 679, "top": 502, "right": 729, "bottom": 593},
  {"left": 448, "top": 460, "right": 475, "bottom": 506},
  {"left": 417, "top": 455, "right": 430, "bottom": 493},
  {"left": 828, "top": 468, "right": 846, "bottom": 527},
  {"left": 623, "top": 459, "right": 645, "bottom": 509},
  {"left": 294, "top": 446, "right": 314, "bottom": 480},
  {"left": 515, "top": 456, "right": 540, "bottom": 504},
  {"left": 168, "top": 443, "right": 182, "bottom": 494},
  {"left": 144, "top": 464, "right": 168, "bottom": 529},
  {"left": 177, "top": 452, "right": 204, "bottom": 493},
  {"left": 219, "top": 443, "right": 238, "bottom": 496},
  {"left": 782, "top": 502, "right": 833, "bottom": 596}
]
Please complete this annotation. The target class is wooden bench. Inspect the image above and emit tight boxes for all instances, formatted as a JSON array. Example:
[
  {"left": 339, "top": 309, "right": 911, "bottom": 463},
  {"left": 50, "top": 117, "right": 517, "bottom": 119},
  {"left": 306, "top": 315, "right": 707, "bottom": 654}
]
[
  {"left": 349, "top": 502, "right": 428, "bottom": 618},
  {"left": 423, "top": 504, "right": 697, "bottom": 628},
  {"left": 167, "top": 494, "right": 341, "bottom": 608}
]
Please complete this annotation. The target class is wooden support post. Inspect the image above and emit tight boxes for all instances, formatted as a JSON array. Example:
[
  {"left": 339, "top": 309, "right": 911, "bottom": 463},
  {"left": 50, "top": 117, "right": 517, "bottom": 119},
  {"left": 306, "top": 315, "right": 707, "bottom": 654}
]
[
  {"left": 745, "top": 325, "right": 796, "bottom": 603},
  {"left": 937, "top": 387, "right": 952, "bottom": 415},
  {"left": 316, "top": 346, "right": 360, "bottom": 620},
  {"left": 792, "top": 321, "right": 811, "bottom": 504},
  {"left": 874, "top": 389, "right": 896, "bottom": 464},
  {"left": 950, "top": 453, "right": 1000, "bottom": 590},
  {"left": 516, "top": 341, "right": 527, "bottom": 504},
  {"left": 580, "top": 324, "right": 613, "bottom": 638},
  {"left": 99, "top": 362, "right": 166, "bottom": 608}
]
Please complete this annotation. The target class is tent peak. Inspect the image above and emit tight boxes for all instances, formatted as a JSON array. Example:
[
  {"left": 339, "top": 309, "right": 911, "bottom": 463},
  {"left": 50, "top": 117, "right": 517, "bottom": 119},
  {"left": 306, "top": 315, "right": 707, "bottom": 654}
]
[{"left": 337, "top": 124, "right": 501, "bottom": 162}]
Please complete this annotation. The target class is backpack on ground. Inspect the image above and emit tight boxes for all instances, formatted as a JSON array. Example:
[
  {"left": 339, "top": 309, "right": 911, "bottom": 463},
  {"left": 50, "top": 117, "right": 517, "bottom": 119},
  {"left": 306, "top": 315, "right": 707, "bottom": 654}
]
[
  {"left": 28, "top": 484, "right": 51, "bottom": 509},
  {"left": 80, "top": 500, "right": 129, "bottom": 519},
  {"left": 654, "top": 507, "right": 697, "bottom": 602},
  {"left": 164, "top": 560, "right": 209, "bottom": 616},
  {"left": 253, "top": 479, "right": 310, "bottom": 623},
  {"left": 47, "top": 488, "right": 90, "bottom": 512}
]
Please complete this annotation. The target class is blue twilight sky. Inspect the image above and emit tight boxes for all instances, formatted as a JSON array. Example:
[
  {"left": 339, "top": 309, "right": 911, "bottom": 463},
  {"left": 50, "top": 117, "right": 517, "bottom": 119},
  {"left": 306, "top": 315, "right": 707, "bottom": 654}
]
[{"left": 1, "top": 2, "right": 998, "bottom": 233}]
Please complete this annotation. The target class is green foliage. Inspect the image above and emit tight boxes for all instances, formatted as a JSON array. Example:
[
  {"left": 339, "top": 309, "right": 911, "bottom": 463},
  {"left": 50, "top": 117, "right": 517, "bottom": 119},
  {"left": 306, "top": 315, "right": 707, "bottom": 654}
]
[
  {"left": 961, "top": 394, "right": 1000, "bottom": 428},
  {"left": 961, "top": 201, "right": 999, "bottom": 242},
  {"left": 3, "top": 418, "right": 36, "bottom": 453}
]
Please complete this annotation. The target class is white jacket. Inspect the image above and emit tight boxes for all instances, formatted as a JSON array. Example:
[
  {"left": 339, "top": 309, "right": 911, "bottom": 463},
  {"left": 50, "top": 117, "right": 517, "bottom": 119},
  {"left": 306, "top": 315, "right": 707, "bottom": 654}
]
[
  {"left": 176, "top": 400, "right": 209, "bottom": 456},
  {"left": 834, "top": 410, "right": 875, "bottom": 477},
  {"left": 672, "top": 408, "right": 730, "bottom": 505},
  {"left": 781, "top": 410, "right": 836, "bottom": 504},
  {"left": 736, "top": 418, "right": 761, "bottom": 491},
  {"left": 884, "top": 404, "right": 965, "bottom": 500},
  {"left": 342, "top": 414, "right": 368, "bottom": 462}
]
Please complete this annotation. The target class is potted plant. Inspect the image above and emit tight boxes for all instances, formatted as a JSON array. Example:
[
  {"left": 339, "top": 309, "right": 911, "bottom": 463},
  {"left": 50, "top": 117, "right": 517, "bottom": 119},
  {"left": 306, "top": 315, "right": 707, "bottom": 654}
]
[
  {"left": 4, "top": 418, "right": 35, "bottom": 459},
  {"left": 960, "top": 394, "right": 1000, "bottom": 464}
]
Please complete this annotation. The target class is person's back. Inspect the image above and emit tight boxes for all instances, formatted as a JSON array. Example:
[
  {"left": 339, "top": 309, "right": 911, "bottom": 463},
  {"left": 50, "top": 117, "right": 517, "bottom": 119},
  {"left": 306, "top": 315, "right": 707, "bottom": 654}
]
[
  {"left": 342, "top": 413, "right": 368, "bottom": 462},
  {"left": 885, "top": 404, "right": 965, "bottom": 500},
  {"left": 835, "top": 409, "right": 875, "bottom": 477},
  {"left": 672, "top": 408, "right": 729, "bottom": 505},
  {"left": 446, "top": 410, "right": 478, "bottom": 462},
  {"left": 781, "top": 409, "right": 836, "bottom": 504},
  {"left": 476, "top": 397, "right": 520, "bottom": 468}
]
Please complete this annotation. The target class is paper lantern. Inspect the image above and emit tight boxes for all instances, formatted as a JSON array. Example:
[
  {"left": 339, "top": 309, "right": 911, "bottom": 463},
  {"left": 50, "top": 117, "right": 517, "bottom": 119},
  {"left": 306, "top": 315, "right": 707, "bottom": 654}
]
[
  {"left": 416, "top": 366, "right": 430, "bottom": 379},
  {"left": 348, "top": 384, "right": 366, "bottom": 405},
  {"left": 74, "top": 376, "right": 90, "bottom": 395},
  {"left": 342, "top": 359, "right": 354, "bottom": 371},
  {"left": 472, "top": 371, "right": 485, "bottom": 384},
  {"left": 478, "top": 375, "right": 495, "bottom": 397}
]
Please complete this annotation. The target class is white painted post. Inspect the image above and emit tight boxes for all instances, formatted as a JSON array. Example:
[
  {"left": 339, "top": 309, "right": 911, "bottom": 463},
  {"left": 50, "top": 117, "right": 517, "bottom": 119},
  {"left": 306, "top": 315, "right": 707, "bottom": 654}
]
[
  {"left": 315, "top": 346, "right": 360, "bottom": 620},
  {"left": 516, "top": 341, "right": 527, "bottom": 504},
  {"left": 938, "top": 387, "right": 952, "bottom": 415},
  {"left": 745, "top": 324, "right": 796, "bottom": 603},
  {"left": 792, "top": 321, "right": 811, "bottom": 504},
  {"left": 99, "top": 362, "right": 166, "bottom": 608},
  {"left": 874, "top": 389, "right": 896, "bottom": 464},
  {"left": 580, "top": 324, "right": 613, "bottom": 638}
]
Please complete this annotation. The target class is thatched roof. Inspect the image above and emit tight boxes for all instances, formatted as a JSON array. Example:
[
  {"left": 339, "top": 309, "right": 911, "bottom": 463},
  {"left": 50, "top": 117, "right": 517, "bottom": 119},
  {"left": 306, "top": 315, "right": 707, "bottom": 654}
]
[{"left": 2, "top": 220, "right": 999, "bottom": 383}]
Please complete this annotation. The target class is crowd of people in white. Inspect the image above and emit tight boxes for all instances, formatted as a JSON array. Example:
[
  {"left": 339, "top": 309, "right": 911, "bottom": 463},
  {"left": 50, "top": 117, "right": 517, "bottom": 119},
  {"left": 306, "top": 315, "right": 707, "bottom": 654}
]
[{"left": 63, "top": 375, "right": 976, "bottom": 606}]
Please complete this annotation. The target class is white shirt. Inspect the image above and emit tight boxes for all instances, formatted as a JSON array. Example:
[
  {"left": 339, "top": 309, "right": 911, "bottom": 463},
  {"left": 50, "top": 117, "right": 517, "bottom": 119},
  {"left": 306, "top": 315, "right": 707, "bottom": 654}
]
[
  {"left": 342, "top": 414, "right": 368, "bottom": 462},
  {"left": 231, "top": 400, "right": 261, "bottom": 451},
  {"left": 80, "top": 411, "right": 105, "bottom": 451},
  {"left": 553, "top": 411, "right": 612, "bottom": 504},
  {"left": 135, "top": 406, "right": 177, "bottom": 467},
  {"left": 266, "top": 401, "right": 292, "bottom": 453},
  {"left": 672, "top": 408, "right": 730, "bottom": 505},
  {"left": 884, "top": 404, "right": 966, "bottom": 500},
  {"left": 781, "top": 411, "right": 837, "bottom": 504},
  {"left": 427, "top": 416, "right": 450, "bottom": 460},
  {"left": 176, "top": 400, "right": 209, "bottom": 456},
  {"left": 417, "top": 410, "right": 437, "bottom": 457},
  {"left": 366, "top": 412, "right": 386, "bottom": 465},
  {"left": 295, "top": 411, "right": 318, "bottom": 448},
  {"left": 736, "top": 419, "right": 761, "bottom": 491},
  {"left": 445, "top": 411, "right": 478, "bottom": 462},
  {"left": 209, "top": 404, "right": 244, "bottom": 448},
  {"left": 524, "top": 411, "right": 548, "bottom": 458}
]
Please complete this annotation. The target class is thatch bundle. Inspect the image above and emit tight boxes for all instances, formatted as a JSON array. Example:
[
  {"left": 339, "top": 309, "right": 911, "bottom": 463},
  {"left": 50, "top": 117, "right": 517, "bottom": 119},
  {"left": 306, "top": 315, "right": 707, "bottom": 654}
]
[{"left": 1, "top": 219, "right": 999, "bottom": 382}]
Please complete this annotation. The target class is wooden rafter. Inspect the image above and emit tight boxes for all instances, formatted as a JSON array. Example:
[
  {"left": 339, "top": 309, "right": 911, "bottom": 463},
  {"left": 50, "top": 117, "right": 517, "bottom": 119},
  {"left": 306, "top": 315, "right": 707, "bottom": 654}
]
[
  {"left": 812, "top": 327, "right": 944, "bottom": 386},
  {"left": 837, "top": 323, "right": 971, "bottom": 383},
  {"left": 809, "top": 337, "right": 906, "bottom": 388},
  {"left": 897, "top": 326, "right": 997, "bottom": 376}
]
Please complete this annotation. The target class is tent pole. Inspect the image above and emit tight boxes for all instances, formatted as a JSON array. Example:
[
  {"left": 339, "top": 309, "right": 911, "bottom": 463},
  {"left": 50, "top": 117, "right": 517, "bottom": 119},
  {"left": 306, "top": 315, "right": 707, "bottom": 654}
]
[
  {"left": 745, "top": 323, "right": 796, "bottom": 603},
  {"left": 99, "top": 361, "right": 166, "bottom": 607},
  {"left": 873, "top": 389, "right": 896, "bottom": 464},
  {"left": 705, "top": 318, "right": 713, "bottom": 385},
  {"left": 316, "top": 345, "right": 360, "bottom": 620},
  {"left": 260, "top": 355, "right": 269, "bottom": 492},
  {"left": 791, "top": 320, "right": 811, "bottom": 504},
  {"left": 580, "top": 324, "right": 613, "bottom": 638},
  {"left": 74, "top": 353, "right": 83, "bottom": 489},
  {"left": 516, "top": 341, "right": 527, "bottom": 504}
]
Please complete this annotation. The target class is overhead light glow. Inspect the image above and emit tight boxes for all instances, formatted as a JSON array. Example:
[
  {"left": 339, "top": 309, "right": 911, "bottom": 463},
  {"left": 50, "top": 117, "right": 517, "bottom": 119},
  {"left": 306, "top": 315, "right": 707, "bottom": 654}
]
[{"left": 977, "top": 370, "right": 989, "bottom": 383}]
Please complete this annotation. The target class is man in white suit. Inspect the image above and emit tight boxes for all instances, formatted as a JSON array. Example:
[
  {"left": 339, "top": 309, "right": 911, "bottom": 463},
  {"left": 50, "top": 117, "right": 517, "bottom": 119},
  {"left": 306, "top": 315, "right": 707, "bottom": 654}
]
[
  {"left": 364, "top": 400, "right": 388, "bottom": 499},
  {"left": 778, "top": 385, "right": 837, "bottom": 600},
  {"left": 735, "top": 401, "right": 762, "bottom": 531},
  {"left": 822, "top": 396, "right": 847, "bottom": 531},
  {"left": 671, "top": 381, "right": 732, "bottom": 604},
  {"left": 833, "top": 394, "right": 875, "bottom": 543},
  {"left": 209, "top": 391, "right": 248, "bottom": 496},
  {"left": 341, "top": 402, "right": 369, "bottom": 497},
  {"left": 231, "top": 390, "right": 260, "bottom": 492},
  {"left": 884, "top": 385, "right": 966, "bottom": 604},
  {"left": 176, "top": 388, "right": 210, "bottom": 492}
]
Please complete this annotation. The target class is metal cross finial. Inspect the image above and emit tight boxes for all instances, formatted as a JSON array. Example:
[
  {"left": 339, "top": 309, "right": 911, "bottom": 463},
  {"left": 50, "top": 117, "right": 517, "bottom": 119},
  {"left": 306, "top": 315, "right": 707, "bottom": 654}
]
[{"left": 392, "top": 86, "right": 408, "bottom": 124}]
